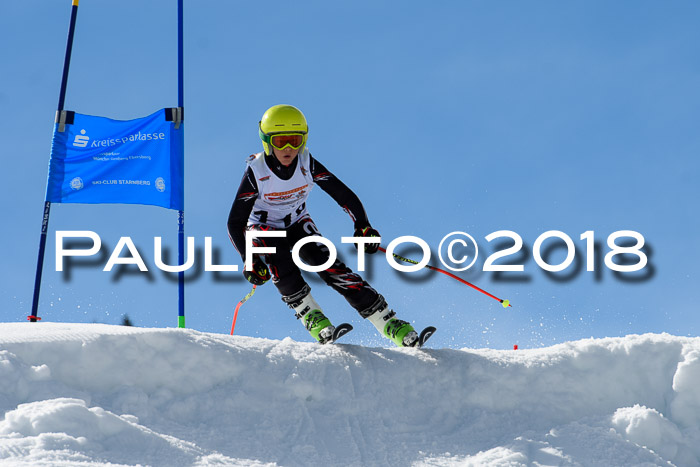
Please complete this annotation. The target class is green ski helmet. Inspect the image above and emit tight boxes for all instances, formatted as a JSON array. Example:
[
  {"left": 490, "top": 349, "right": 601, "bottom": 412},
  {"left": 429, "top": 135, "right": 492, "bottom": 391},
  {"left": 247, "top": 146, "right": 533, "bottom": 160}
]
[{"left": 259, "top": 104, "right": 308, "bottom": 156}]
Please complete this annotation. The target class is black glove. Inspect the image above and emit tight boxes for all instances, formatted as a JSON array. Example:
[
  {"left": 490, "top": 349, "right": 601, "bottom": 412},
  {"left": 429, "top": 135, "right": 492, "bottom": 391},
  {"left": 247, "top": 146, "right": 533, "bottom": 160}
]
[
  {"left": 353, "top": 226, "right": 381, "bottom": 254},
  {"left": 243, "top": 257, "right": 271, "bottom": 285}
]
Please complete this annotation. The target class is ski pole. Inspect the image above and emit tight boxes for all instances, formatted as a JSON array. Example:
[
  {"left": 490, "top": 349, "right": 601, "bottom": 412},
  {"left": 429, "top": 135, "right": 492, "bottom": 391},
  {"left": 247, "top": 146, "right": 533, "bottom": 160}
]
[
  {"left": 377, "top": 246, "right": 512, "bottom": 308},
  {"left": 230, "top": 285, "right": 257, "bottom": 335}
]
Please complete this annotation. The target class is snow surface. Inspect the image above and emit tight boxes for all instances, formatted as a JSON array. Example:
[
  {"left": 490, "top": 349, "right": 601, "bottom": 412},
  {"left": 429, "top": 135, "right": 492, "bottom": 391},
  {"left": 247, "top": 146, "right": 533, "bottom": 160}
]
[{"left": 1, "top": 323, "right": 699, "bottom": 466}]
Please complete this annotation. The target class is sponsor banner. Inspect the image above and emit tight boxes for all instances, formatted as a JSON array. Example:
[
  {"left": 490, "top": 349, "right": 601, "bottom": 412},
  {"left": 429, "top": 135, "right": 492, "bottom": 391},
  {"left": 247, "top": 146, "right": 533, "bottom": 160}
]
[{"left": 46, "top": 109, "right": 184, "bottom": 210}]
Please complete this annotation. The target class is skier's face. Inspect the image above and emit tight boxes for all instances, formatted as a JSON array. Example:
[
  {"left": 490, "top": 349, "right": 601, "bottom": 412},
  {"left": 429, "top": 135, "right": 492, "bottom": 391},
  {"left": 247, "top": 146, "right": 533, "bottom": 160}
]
[{"left": 272, "top": 146, "right": 299, "bottom": 167}]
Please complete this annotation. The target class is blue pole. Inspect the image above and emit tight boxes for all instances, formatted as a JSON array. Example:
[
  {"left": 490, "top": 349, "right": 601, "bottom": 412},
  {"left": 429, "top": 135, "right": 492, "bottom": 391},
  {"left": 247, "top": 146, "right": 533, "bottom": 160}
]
[
  {"left": 177, "top": 0, "right": 186, "bottom": 328},
  {"left": 30, "top": 0, "right": 81, "bottom": 323},
  {"left": 178, "top": 0, "right": 184, "bottom": 109},
  {"left": 178, "top": 211, "right": 185, "bottom": 328}
]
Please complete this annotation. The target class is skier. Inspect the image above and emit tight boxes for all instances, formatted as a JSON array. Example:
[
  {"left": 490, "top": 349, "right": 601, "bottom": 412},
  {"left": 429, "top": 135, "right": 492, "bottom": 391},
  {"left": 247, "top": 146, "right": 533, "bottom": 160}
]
[{"left": 227, "top": 104, "right": 424, "bottom": 346}]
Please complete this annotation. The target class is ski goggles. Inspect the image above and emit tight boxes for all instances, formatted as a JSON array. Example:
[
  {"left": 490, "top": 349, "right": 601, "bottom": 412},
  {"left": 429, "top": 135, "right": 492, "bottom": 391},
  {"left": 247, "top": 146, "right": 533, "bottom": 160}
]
[{"left": 266, "top": 133, "right": 305, "bottom": 150}]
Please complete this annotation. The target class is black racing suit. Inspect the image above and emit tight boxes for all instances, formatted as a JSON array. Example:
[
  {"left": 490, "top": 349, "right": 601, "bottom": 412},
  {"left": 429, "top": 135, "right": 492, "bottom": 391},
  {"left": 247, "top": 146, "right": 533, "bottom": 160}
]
[{"left": 227, "top": 153, "right": 383, "bottom": 317}]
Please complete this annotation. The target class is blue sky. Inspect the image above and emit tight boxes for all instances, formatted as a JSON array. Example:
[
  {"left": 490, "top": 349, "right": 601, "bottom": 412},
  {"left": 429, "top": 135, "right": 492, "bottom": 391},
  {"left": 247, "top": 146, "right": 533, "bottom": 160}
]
[{"left": 2, "top": 1, "right": 699, "bottom": 349}]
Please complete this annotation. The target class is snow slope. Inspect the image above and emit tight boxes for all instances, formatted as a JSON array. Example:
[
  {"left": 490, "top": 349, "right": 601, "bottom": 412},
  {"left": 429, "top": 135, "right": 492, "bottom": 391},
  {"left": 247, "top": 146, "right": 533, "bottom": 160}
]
[{"left": 1, "top": 323, "right": 699, "bottom": 466}]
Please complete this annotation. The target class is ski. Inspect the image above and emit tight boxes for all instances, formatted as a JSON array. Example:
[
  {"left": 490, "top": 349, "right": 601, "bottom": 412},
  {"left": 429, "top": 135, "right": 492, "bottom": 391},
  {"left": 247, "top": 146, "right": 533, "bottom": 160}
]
[
  {"left": 413, "top": 326, "right": 436, "bottom": 348},
  {"left": 324, "top": 322, "right": 353, "bottom": 344}
]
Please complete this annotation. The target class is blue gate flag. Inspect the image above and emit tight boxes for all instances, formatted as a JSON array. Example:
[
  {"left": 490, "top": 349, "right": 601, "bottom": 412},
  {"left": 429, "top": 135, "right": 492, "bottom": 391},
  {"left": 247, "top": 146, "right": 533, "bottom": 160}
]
[{"left": 46, "top": 109, "right": 184, "bottom": 210}]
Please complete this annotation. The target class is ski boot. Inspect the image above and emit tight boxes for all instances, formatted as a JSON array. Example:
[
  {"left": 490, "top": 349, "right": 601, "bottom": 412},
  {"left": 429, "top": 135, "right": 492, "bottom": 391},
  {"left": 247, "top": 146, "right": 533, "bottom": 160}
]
[
  {"left": 364, "top": 295, "right": 418, "bottom": 347},
  {"left": 283, "top": 286, "right": 335, "bottom": 344}
]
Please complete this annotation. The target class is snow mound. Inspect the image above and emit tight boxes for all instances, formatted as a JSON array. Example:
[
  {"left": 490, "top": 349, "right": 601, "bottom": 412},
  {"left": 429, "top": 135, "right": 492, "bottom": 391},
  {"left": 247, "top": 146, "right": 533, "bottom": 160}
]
[{"left": 0, "top": 323, "right": 699, "bottom": 466}]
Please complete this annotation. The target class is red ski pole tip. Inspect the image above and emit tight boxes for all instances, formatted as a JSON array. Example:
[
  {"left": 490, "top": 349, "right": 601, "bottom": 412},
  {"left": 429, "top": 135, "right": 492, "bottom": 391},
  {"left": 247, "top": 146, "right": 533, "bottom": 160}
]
[{"left": 501, "top": 299, "right": 510, "bottom": 308}]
